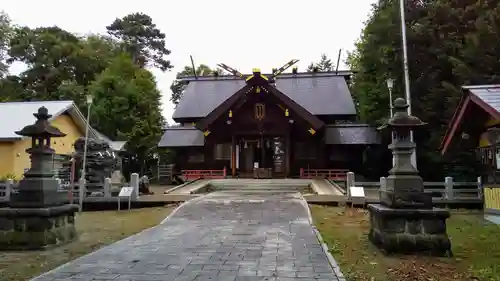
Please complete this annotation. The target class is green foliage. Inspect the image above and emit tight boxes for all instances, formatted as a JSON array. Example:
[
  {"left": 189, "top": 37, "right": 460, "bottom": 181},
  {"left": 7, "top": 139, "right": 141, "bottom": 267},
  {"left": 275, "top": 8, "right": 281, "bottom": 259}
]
[
  {"left": 89, "top": 54, "right": 165, "bottom": 160},
  {"left": 307, "top": 54, "right": 335, "bottom": 72},
  {"left": 348, "top": 0, "right": 500, "bottom": 180},
  {"left": 0, "top": 11, "right": 170, "bottom": 172},
  {"left": 170, "top": 64, "right": 214, "bottom": 105},
  {"left": 0, "top": 11, "right": 13, "bottom": 77},
  {"left": 0, "top": 173, "right": 17, "bottom": 181},
  {"left": 106, "top": 13, "right": 172, "bottom": 71}
]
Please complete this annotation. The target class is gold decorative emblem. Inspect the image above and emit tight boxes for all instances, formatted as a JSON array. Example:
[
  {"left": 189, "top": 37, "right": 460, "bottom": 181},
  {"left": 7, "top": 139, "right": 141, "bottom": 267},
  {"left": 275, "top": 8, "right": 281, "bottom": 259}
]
[{"left": 254, "top": 103, "right": 265, "bottom": 121}]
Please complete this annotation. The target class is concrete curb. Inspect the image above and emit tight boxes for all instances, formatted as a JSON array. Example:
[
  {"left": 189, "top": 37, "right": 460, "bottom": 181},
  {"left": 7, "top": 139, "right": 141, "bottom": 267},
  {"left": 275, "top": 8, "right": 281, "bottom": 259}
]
[
  {"left": 298, "top": 193, "right": 347, "bottom": 281},
  {"left": 160, "top": 193, "right": 208, "bottom": 224},
  {"left": 164, "top": 178, "right": 201, "bottom": 194}
]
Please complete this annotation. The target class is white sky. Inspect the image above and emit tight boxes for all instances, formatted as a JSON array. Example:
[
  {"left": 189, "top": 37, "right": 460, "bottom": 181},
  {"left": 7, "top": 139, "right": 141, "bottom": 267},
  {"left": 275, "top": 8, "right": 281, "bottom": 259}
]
[{"left": 2, "top": 0, "right": 376, "bottom": 124}]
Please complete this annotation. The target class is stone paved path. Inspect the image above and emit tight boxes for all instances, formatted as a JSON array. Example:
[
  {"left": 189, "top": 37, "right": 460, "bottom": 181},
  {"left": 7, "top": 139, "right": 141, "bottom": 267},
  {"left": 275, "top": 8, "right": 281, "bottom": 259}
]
[{"left": 33, "top": 192, "right": 344, "bottom": 281}]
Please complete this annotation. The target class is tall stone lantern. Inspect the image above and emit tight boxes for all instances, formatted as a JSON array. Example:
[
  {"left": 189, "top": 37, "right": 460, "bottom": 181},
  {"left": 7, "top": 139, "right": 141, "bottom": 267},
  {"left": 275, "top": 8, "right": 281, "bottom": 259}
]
[
  {"left": 0, "top": 107, "right": 79, "bottom": 250},
  {"left": 367, "top": 98, "right": 452, "bottom": 256}
]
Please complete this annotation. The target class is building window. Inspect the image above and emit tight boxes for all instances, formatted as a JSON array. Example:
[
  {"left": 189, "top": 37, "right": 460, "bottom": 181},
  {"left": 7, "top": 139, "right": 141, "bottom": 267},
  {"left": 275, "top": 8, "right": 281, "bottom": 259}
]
[
  {"left": 188, "top": 151, "right": 204, "bottom": 163},
  {"left": 295, "top": 142, "right": 317, "bottom": 160},
  {"left": 214, "top": 143, "right": 231, "bottom": 160}
]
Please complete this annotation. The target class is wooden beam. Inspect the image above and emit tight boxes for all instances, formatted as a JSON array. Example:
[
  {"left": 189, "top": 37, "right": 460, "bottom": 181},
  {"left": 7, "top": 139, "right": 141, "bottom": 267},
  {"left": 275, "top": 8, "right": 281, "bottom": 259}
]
[
  {"left": 231, "top": 135, "right": 236, "bottom": 177},
  {"left": 441, "top": 96, "right": 471, "bottom": 154}
]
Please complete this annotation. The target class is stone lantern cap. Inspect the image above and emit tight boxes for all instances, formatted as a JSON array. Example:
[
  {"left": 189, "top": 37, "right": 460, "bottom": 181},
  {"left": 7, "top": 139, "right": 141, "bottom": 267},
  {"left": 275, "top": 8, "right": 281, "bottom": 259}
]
[
  {"left": 15, "top": 106, "right": 66, "bottom": 138},
  {"left": 378, "top": 98, "right": 427, "bottom": 131}
]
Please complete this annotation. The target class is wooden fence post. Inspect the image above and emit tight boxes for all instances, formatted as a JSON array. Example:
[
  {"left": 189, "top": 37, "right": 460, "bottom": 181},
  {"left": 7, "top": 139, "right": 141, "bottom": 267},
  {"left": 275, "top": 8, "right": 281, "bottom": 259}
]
[
  {"left": 104, "top": 178, "right": 112, "bottom": 198},
  {"left": 477, "top": 176, "right": 483, "bottom": 200},
  {"left": 130, "top": 173, "right": 140, "bottom": 199},
  {"left": 444, "top": 176, "right": 454, "bottom": 201},
  {"left": 346, "top": 172, "right": 355, "bottom": 199},
  {"left": 5, "top": 179, "right": 13, "bottom": 202}
]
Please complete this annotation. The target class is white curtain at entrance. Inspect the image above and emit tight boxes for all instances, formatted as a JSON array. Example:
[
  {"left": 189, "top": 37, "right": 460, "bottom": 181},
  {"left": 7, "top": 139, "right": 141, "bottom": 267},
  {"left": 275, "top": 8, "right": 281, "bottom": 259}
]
[{"left": 235, "top": 145, "right": 239, "bottom": 169}]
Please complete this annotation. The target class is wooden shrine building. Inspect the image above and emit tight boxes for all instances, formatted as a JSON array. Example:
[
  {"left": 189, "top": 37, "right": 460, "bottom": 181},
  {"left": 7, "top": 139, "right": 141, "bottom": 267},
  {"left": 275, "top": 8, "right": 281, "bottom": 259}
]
[
  {"left": 441, "top": 85, "right": 500, "bottom": 220},
  {"left": 159, "top": 67, "right": 380, "bottom": 179}
]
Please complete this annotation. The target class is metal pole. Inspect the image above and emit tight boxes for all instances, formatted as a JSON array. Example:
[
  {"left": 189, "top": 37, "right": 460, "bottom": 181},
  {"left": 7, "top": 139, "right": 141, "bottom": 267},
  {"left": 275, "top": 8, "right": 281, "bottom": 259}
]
[
  {"left": 399, "top": 0, "right": 417, "bottom": 168},
  {"left": 79, "top": 102, "right": 92, "bottom": 212},
  {"left": 389, "top": 87, "right": 396, "bottom": 167},
  {"left": 389, "top": 88, "right": 394, "bottom": 117}
]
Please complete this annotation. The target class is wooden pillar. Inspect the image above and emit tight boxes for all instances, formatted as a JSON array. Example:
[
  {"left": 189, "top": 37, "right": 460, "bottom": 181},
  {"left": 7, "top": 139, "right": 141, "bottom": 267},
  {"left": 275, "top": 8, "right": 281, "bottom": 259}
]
[
  {"left": 285, "top": 131, "right": 291, "bottom": 177},
  {"left": 320, "top": 135, "right": 327, "bottom": 169},
  {"left": 260, "top": 134, "right": 265, "bottom": 168},
  {"left": 231, "top": 135, "right": 236, "bottom": 177}
]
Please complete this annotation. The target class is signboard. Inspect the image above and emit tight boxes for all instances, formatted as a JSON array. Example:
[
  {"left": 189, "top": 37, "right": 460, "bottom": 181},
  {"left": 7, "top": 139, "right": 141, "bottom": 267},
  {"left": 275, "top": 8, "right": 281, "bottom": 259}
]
[
  {"left": 118, "top": 186, "right": 134, "bottom": 211},
  {"left": 350, "top": 186, "right": 365, "bottom": 198},
  {"left": 349, "top": 186, "right": 366, "bottom": 206},
  {"left": 119, "top": 186, "right": 134, "bottom": 197}
]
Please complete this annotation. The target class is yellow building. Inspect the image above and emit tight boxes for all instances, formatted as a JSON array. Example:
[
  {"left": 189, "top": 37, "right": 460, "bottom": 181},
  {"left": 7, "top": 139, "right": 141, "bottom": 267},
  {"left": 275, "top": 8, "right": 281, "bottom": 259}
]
[
  {"left": 0, "top": 100, "right": 97, "bottom": 180},
  {"left": 441, "top": 85, "right": 500, "bottom": 223}
]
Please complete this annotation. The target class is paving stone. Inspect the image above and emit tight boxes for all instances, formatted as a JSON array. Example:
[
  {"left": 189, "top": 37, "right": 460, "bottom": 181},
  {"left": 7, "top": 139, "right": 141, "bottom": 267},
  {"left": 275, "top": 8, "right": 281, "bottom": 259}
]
[{"left": 30, "top": 192, "right": 342, "bottom": 281}]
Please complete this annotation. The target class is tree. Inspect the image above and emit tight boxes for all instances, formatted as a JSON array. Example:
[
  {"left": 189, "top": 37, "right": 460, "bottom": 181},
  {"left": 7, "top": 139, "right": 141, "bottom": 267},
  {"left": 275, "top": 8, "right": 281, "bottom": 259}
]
[
  {"left": 347, "top": 0, "right": 500, "bottom": 180},
  {"left": 6, "top": 27, "right": 122, "bottom": 103},
  {"left": 106, "top": 13, "right": 172, "bottom": 71},
  {"left": 0, "top": 75, "right": 30, "bottom": 102},
  {"left": 7, "top": 26, "right": 83, "bottom": 100},
  {"left": 170, "top": 64, "right": 213, "bottom": 105},
  {"left": 88, "top": 54, "right": 165, "bottom": 173},
  {"left": 0, "top": 11, "right": 12, "bottom": 78},
  {"left": 307, "top": 54, "right": 335, "bottom": 72},
  {"left": 0, "top": 20, "right": 168, "bottom": 173}
]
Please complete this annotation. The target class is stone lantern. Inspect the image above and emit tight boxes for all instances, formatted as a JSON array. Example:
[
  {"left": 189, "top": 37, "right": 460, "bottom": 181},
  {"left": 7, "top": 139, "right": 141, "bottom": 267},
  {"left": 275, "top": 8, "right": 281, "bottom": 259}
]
[
  {"left": 367, "top": 98, "right": 452, "bottom": 256},
  {"left": 0, "top": 107, "right": 79, "bottom": 250}
]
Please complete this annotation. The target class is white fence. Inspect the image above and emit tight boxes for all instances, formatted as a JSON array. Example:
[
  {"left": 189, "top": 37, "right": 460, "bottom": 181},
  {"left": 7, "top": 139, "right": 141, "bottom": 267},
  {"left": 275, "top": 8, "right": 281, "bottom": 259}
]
[
  {"left": 344, "top": 172, "right": 483, "bottom": 204},
  {"left": 0, "top": 173, "right": 142, "bottom": 203}
]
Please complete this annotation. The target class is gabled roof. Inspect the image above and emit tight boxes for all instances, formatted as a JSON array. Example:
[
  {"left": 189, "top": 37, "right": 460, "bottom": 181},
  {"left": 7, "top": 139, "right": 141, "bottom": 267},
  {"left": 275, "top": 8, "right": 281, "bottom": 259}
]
[
  {"left": 195, "top": 73, "right": 325, "bottom": 131},
  {"left": 158, "top": 126, "right": 204, "bottom": 147},
  {"left": 172, "top": 72, "right": 356, "bottom": 121},
  {"left": 441, "top": 85, "right": 500, "bottom": 154},
  {"left": 0, "top": 100, "right": 97, "bottom": 141}
]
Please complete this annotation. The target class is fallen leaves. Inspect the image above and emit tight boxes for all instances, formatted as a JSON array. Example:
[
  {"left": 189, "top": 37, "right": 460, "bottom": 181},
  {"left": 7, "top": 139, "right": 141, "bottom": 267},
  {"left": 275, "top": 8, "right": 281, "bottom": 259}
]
[{"left": 310, "top": 205, "right": 500, "bottom": 281}]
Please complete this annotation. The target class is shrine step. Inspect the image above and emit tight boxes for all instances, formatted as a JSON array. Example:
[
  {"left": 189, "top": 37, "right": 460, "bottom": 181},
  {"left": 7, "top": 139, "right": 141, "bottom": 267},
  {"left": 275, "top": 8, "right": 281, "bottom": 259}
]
[
  {"left": 210, "top": 179, "right": 312, "bottom": 186},
  {"left": 208, "top": 179, "right": 314, "bottom": 193}
]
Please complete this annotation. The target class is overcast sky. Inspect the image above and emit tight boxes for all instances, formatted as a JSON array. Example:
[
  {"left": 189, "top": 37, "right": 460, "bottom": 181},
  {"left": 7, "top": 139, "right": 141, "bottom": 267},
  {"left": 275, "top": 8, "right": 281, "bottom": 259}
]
[{"left": 2, "top": 0, "right": 376, "bottom": 124}]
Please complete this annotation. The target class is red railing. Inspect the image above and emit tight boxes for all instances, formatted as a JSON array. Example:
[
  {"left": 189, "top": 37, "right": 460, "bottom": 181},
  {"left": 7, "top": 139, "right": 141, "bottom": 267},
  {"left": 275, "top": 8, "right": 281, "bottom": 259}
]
[
  {"left": 182, "top": 167, "right": 227, "bottom": 181},
  {"left": 300, "top": 168, "right": 348, "bottom": 180}
]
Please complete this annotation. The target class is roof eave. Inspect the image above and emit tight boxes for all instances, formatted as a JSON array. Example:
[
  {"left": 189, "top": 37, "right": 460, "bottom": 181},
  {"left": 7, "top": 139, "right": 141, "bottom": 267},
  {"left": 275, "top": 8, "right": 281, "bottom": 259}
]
[
  {"left": 0, "top": 137, "right": 22, "bottom": 142},
  {"left": 177, "top": 70, "right": 355, "bottom": 82}
]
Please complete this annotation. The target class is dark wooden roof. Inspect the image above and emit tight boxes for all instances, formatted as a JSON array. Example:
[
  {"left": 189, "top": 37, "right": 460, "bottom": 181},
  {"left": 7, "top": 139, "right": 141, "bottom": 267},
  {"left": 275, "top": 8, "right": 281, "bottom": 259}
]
[
  {"left": 195, "top": 78, "right": 325, "bottom": 131},
  {"left": 158, "top": 127, "right": 204, "bottom": 147},
  {"left": 325, "top": 124, "right": 380, "bottom": 145},
  {"left": 158, "top": 124, "right": 380, "bottom": 147},
  {"left": 172, "top": 72, "right": 356, "bottom": 121}
]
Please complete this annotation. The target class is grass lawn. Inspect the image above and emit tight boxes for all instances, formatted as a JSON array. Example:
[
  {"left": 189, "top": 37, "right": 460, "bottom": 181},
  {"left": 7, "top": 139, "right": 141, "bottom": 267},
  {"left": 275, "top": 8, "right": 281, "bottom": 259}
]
[
  {"left": 0, "top": 206, "right": 174, "bottom": 281},
  {"left": 310, "top": 205, "right": 500, "bottom": 281}
]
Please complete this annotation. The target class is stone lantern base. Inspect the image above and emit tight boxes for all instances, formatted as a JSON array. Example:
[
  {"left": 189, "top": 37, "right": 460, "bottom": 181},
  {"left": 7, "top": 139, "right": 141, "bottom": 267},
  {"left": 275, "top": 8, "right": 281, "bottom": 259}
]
[
  {"left": 367, "top": 204, "right": 452, "bottom": 256},
  {"left": 0, "top": 204, "right": 79, "bottom": 250}
]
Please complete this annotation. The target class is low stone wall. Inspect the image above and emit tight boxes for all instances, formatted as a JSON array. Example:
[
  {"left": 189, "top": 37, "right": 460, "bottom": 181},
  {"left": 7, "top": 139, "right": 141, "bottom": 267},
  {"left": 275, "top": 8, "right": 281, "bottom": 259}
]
[{"left": 0, "top": 204, "right": 79, "bottom": 250}]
